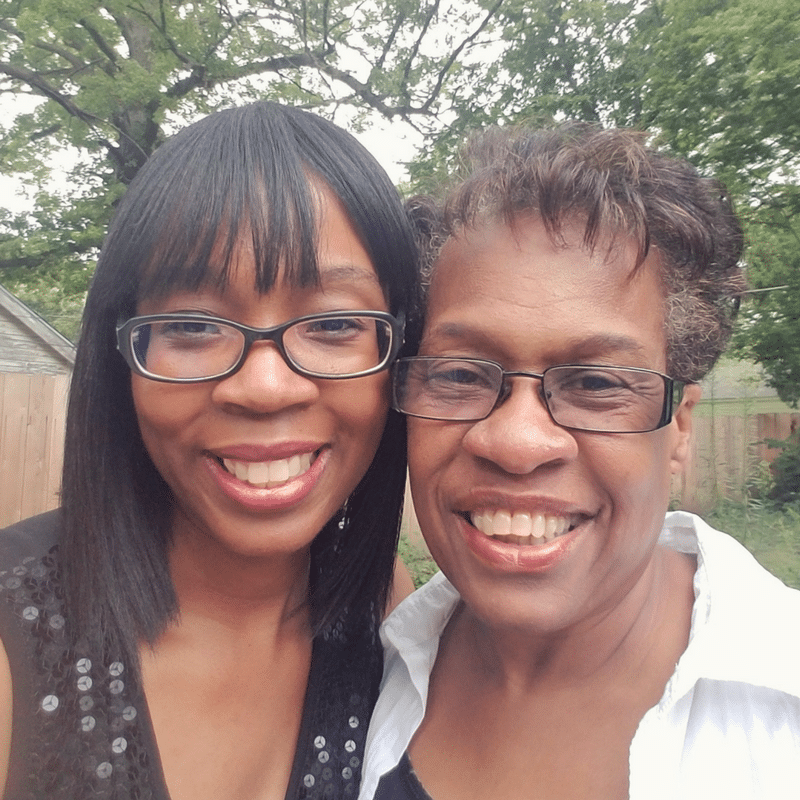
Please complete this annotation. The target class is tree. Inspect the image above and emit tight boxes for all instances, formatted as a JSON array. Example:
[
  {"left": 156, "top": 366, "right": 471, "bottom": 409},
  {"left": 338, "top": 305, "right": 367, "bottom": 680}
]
[
  {"left": 408, "top": 0, "right": 800, "bottom": 406},
  {"left": 413, "top": 0, "right": 800, "bottom": 187},
  {"left": 0, "top": 0, "right": 504, "bottom": 336},
  {"left": 730, "top": 187, "right": 800, "bottom": 407}
]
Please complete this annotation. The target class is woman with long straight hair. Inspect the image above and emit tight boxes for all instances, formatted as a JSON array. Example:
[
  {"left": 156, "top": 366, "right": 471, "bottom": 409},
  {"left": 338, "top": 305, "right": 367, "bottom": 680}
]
[{"left": 0, "top": 100, "right": 418, "bottom": 800}]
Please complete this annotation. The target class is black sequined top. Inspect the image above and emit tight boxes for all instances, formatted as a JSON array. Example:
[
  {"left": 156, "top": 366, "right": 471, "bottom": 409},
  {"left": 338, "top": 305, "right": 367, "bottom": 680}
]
[{"left": 0, "top": 511, "right": 383, "bottom": 800}]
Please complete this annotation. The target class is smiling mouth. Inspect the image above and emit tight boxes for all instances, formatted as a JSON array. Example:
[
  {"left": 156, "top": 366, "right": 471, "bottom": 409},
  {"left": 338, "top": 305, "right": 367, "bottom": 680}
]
[
  {"left": 220, "top": 452, "right": 315, "bottom": 489},
  {"left": 466, "top": 509, "right": 580, "bottom": 545}
]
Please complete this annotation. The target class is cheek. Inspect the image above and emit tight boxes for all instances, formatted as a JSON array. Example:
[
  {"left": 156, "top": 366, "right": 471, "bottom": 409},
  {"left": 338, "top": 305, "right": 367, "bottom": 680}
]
[
  {"left": 406, "top": 420, "right": 461, "bottom": 539},
  {"left": 594, "top": 435, "right": 674, "bottom": 520},
  {"left": 331, "top": 375, "right": 391, "bottom": 458},
  {"left": 407, "top": 419, "right": 441, "bottom": 486},
  {"left": 131, "top": 378, "right": 204, "bottom": 466}
]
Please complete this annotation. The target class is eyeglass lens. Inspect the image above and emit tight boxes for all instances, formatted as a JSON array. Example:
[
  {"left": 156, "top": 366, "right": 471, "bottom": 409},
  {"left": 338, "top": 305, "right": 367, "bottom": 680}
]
[
  {"left": 393, "top": 358, "right": 669, "bottom": 433},
  {"left": 130, "top": 315, "right": 393, "bottom": 380}
]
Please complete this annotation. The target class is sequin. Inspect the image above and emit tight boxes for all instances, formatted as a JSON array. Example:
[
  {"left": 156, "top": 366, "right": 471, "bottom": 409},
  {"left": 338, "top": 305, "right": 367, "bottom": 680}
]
[
  {"left": 345, "top": 739, "right": 356, "bottom": 753},
  {"left": 348, "top": 715, "right": 359, "bottom": 729},
  {"left": 122, "top": 705, "right": 137, "bottom": 721},
  {"left": 314, "top": 735, "right": 326, "bottom": 749},
  {"left": 41, "top": 694, "right": 59, "bottom": 712},
  {"left": 318, "top": 750, "right": 330, "bottom": 763},
  {"left": 109, "top": 661, "right": 124, "bottom": 677},
  {"left": 112, "top": 737, "right": 128, "bottom": 754},
  {"left": 109, "top": 679, "right": 125, "bottom": 695},
  {"left": 81, "top": 716, "right": 96, "bottom": 732},
  {"left": 304, "top": 774, "right": 316, "bottom": 788},
  {"left": 76, "top": 658, "right": 92, "bottom": 674},
  {"left": 96, "top": 762, "right": 113, "bottom": 779},
  {"left": 77, "top": 676, "right": 92, "bottom": 692},
  {"left": 342, "top": 767, "right": 353, "bottom": 780},
  {"left": 22, "top": 606, "right": 39, "bottom": 621}
]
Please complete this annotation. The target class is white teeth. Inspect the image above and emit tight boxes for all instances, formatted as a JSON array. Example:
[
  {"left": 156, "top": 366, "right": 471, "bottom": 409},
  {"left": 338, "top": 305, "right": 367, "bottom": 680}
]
[
  {"left": 493, "top": 510, "right": 511, "bottom": 537},
  {"left": 510, "top": 512, "right": 531, "bottom": 537},
  {"left": 470, "top": 509, "right": 574, "bottom": 544},
  {"left": 222, "top": 453, "right": 313, "bottom": 488}
]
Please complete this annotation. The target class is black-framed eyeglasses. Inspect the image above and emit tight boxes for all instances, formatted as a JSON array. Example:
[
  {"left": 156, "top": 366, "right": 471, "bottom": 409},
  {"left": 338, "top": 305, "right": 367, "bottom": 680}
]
[
  {"left": 116, "top": 310, "right": 404, "bottom": 383},
  {"left": 392, "top": 357, "right": 683, "bottom": 434}
]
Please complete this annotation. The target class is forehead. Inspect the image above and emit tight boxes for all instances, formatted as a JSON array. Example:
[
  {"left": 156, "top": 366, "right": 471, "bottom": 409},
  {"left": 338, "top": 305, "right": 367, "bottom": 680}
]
[{"left": 424, "top": 215, "right": 667, "bottom": 368}]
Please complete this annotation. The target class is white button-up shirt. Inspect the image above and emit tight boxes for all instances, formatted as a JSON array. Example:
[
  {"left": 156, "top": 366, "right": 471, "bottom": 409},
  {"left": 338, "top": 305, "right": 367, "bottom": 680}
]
[{"left": 360, "top": 512, "right": 800, "bottom": 800}]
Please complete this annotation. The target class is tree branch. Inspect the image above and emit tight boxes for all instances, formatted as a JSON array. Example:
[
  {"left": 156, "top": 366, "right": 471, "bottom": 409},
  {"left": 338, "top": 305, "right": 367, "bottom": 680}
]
[
  {"left": 77, "top": 17, "right": 119, "bottom": 72},
  {"left": 165, "top": 46, "right": 335, "bottom": 98},
  {"left": 401, "top": 0, "right": 438, "bottom": 92},
  {"left": 0, "top": 62, "right": 98, "bottom": 125},
  {"left": 0, "top": 19, "right": 88, "bottom": 72},
  {"left": 417, "top": 0, "right": 505, "bottom": 114}
]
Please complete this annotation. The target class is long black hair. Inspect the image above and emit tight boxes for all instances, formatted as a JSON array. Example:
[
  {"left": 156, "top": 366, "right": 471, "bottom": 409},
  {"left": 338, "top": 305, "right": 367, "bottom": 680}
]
[{"left": 60, "top": 101, "right": 418, "bottom": 660}]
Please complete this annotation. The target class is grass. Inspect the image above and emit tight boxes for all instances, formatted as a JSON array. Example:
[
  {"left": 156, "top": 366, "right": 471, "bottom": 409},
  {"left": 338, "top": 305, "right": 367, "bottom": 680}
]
[
  {"left": 398, "top": 521, "right": 438, "bottom": 589},
  {"left": 399, "top": 501, "right": 800, "bottom": 591},
  {"left": 705, "top": 501, "right": 800, "bottom": 590}
]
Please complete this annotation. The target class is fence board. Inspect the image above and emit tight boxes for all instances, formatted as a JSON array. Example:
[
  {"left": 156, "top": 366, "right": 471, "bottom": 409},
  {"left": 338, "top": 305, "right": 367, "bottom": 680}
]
[
  {"left": 0, "top": 372, "right": 70, "bottom": 528},
  {"left": 674, "top": 408, "right": 800, "bottom": 512}
]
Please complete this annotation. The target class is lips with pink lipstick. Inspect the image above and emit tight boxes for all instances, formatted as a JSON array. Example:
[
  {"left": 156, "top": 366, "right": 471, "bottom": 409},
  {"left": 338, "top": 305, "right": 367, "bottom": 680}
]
[{"left": 468, "top": 509, "right": 580, "bottom": 545}]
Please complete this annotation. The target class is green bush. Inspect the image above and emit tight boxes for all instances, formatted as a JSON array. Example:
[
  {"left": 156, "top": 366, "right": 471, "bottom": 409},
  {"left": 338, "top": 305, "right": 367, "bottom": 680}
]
[{"left": 769, "top": 436, "right": 800, "bottom": 507}]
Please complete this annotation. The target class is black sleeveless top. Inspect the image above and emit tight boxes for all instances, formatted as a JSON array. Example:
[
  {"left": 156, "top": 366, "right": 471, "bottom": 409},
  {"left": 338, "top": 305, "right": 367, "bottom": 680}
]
[
  {"left": 0, "top": 511, "right": 382, "bottom": 800},
  {"left": 373, "top": 753, "right": 433, "bottom": 800}
]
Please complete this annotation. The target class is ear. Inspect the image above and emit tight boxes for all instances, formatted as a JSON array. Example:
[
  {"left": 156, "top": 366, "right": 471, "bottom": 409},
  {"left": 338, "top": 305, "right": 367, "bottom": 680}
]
[{"left": 669, "top": 383, "right": 701, "bottom": 475}]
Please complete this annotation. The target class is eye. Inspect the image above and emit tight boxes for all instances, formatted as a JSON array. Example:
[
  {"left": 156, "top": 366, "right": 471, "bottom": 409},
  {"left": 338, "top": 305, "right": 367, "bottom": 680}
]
[
  {"left": 142, "top": 318, "right": 235, "bottom": 355},
  {"left": 554, "top": 368, "right": 630, "bottom": 394},
  {"left": 576, "top": 373, "right": 626, "bottom": 392},
  {"left": 299, "top": 316, "right": 369, "bottom": 339},
  {"left": 429, "top": 363, "right": 494, "bottom": 388},
  {"left": 160, "top": 319, "right": 223, "bottom": 337}
]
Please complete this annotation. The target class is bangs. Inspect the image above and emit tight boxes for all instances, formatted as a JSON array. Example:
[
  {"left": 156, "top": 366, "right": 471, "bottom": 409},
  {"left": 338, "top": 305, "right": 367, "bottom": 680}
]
[
  {"left": 135, "top": 185, "right": 322, "bottom": 303},
  {"left": 111, "top": 106, "right": 327, "bottom": 307}
]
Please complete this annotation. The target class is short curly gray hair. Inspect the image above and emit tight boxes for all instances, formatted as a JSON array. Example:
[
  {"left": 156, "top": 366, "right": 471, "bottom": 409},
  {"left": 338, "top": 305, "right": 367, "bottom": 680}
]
[{"left": 408, "top": 123, "right": 746, "bottom": 383}]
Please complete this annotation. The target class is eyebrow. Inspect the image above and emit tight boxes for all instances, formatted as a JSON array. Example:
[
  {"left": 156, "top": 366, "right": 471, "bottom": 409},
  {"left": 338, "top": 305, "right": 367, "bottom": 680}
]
[
  {"left": 426, "top": 323, "right": 649, "bottom": 361},
  {"left": 317, "top": 265, "right": 382, "bottom": 289}
]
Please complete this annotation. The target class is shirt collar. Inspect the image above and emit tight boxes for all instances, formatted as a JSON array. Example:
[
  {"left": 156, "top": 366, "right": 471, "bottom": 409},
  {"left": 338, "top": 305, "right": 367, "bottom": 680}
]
[{"left": 657, "top": 511, "right": 800, "bottom": 704}]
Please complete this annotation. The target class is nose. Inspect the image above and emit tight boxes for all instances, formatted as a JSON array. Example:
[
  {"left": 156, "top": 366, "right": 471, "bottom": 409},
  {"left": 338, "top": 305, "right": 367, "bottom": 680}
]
[
  {"left": 462, "top": 376, "right": 578, "bottom": 474},
  {"left": 210, "top": 340, "right": 319, "bottom": 414}
]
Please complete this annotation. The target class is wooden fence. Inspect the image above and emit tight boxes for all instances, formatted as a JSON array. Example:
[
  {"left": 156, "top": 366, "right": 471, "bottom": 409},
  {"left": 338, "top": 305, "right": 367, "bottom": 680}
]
[
  {"left": 0, "top": 371, "right": 70, "bottom": 528},
  {"left": 673, "top": 406, "right": 799, "bottom": 512}
]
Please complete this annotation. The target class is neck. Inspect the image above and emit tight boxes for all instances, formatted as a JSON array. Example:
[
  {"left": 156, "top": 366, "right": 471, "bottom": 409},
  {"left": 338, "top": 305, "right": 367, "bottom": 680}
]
[
  {"left": 165, "top": 511, "right": 313, "bottom": 637},
  {"left": 450, "top": 545, "right": 695, "bottom": 694}
]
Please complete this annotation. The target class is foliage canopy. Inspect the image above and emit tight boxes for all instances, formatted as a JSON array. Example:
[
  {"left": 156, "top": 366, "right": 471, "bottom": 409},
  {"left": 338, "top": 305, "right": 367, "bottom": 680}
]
[
  {"left": 0, "top": 0, "right": 503, "bottom": 337},
  {"left": 1, "top": 0, "right": 798, "bottom": 410}
]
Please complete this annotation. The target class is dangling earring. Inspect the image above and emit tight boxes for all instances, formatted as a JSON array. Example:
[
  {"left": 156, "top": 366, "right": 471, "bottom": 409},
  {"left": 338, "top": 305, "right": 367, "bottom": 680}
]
[{"left": 337, "top": 498, "right": 350, "bottom": 531}]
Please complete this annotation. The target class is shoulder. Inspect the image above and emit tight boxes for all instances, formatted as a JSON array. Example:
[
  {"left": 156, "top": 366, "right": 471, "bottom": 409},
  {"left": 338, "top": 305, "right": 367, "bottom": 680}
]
[
  {"left": 662, "top": 510, "right": 800, "bottom": 604},
  {"left": 663, "top": 512, "right": 800, "bottom": 697},
  {"left": 0, "top": 510, "right": 63, "bottom": 637},
  {"left": 0, "top": 509, "right": 61, "bottom": 567}
]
